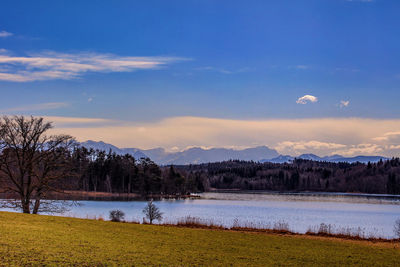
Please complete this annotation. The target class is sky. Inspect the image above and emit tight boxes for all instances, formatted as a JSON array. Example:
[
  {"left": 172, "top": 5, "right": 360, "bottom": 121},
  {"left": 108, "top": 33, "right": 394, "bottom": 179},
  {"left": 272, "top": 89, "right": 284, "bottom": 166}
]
[{"left": 0, "top": 0, "right": 400, "bottom": 157}]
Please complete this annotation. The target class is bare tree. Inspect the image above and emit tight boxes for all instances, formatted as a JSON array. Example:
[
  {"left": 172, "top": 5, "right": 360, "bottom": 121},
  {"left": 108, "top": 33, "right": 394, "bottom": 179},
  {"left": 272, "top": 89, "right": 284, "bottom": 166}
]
[
  {"left": 0, "top": 116, "right": 75, "bottom": 214},
  {"left": 142, "top": 200, "right": 163, "bottom": 224},
  {"left": 394, "top": 219, "right": 400, "bottom": 239}
]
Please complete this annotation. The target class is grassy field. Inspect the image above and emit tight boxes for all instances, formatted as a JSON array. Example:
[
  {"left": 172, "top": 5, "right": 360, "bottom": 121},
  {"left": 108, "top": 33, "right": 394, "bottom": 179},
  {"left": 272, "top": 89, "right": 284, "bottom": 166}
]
[{"left": 0, "top": 212, "right": 398, "bottom": 266}]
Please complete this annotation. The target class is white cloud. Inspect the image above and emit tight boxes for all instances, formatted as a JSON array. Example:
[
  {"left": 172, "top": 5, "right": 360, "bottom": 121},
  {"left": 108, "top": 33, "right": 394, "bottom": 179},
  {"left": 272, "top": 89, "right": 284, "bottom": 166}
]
[
  {"left": 43, "top": 116, "right": 400, "bottom": 157},
  {"left": 291, "top": 65, "right": 310, "bottom": 70},
  {"left": 334, "top": 67, "right": 360, "bottom": 73},
  {"left": 334, "top": 144, "right": 383, "bottom": 157},
  {"left": 87, "top": 97, "right": 93, "bottom": 103},
  {"left": 0, "top": 31, "right": 13, "bottom": 38},
  {"left": 339, "top": 100, "right": 350, "bottom": 108},
  {"left": 44, "top": 116, "right": 112, "bottom": 126},
  {"left": 372, "top": 131, "right": 400, "bottom": 142},
  {"left": 0, "top": 51, "right": 186, "bottom": 82},
  {"left": 296, "top": 95, "right": 318, "bottom": 104},
  {"left": 276, "top": 141, "right": 346, "bottom": 155},
  {"left": 196, "top": 66, "right": 250, "bottom": 74},
  {"left": 0, "top": 102, "right": 69, "bottom": 113}
]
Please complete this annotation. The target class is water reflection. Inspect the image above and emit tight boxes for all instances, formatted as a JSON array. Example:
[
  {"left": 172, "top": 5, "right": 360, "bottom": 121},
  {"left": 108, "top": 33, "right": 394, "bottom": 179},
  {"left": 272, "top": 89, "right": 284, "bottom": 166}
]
[
  {"left": 1, "top": 192, "right": 399, "bottom": 238},
  {"left": 62, "top": 192, "right": 400, "bottom": 239}
]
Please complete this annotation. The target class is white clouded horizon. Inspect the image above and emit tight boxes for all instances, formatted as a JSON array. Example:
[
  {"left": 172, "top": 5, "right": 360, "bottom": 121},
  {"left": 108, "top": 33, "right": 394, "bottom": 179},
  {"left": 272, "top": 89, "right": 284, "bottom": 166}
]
[
  {"left": 41, "top": 115, "right": 400, "bottom": 157},
  {"left": 296, "top": 95, "right": 318, "bottom": 104},
  {"left": 0, "top": 51, "right": 186, "bottom": 82}
]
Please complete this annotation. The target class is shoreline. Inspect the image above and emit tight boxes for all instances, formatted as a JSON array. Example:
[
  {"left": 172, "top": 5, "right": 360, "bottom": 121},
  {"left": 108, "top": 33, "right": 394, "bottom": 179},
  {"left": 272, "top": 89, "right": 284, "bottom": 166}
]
[
  {"left": 2, "top": 194, "right": 397, "bottom": 239},
  {"left": 208, "top": 189, "right": 400, "bottom": 199},
  {"left": 0, "top": 190, "right": 201, "bottom": 201},
  {"left": 2, "top": 190, "right": 400, "bottom": 201}
]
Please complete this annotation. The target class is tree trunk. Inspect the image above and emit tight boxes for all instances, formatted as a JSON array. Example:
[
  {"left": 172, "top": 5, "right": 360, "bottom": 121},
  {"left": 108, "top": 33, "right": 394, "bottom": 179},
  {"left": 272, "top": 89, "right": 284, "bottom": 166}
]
[
  {"left": 22, "top": 200, "right": 30, "bottom": 214},
  {"left": 32, "top": 198, "right": 40, "bottom": 214},
  {"left": 106, "top": 175, "right": 112, "bottom": 193}
]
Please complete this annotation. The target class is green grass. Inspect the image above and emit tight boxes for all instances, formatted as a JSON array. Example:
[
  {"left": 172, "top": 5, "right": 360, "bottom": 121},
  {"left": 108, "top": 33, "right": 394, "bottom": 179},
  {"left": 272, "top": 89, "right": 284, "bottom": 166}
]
[{"left": 0, "top": 212, "right": 398, "bottom": 266}]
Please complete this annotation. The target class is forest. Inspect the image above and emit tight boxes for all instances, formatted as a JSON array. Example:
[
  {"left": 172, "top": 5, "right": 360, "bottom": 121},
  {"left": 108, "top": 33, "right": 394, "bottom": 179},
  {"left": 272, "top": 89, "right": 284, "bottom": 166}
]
[
  {"left": 2, "top": 145, "right": 400, "bottom": 198},
  {"left": 56, "top": 147, "right": 206, "bottom": 196},
  {"left": 60, "top": 148, "right": 400, "bottom": 195},
  {"left": 177, "top": 158, "right": 400, "bottom": 194}
]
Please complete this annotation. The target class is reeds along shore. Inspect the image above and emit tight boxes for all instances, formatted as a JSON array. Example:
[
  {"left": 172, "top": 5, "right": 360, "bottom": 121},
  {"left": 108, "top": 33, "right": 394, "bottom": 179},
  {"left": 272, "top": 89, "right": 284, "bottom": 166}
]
[{"left": 83, "top": 215, "right": 400, "bottom": 243}]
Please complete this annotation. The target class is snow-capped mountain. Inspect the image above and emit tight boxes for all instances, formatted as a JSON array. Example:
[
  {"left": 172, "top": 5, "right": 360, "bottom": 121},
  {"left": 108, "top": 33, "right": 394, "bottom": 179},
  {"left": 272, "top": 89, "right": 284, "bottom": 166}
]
[
  {"left": 325, "top": 155, "right": 387, "bottom": 163},
  {"left": 261, "top": 154, "right": 387, "bottom": 164},
  {"left": 263, "top": 155, "right": 294, "bottom": 163},
  {"left": 80, "top": 140, "right": 388, "bottom": 165},
  {"left": 80, "top": 140, "right": 279, "bottom": 165},
  {"left": 158, "top": 146, "right": 280, "bottom": 165},
  {"left": 80, "top": 140, "right": 147, "bottom": 159}
]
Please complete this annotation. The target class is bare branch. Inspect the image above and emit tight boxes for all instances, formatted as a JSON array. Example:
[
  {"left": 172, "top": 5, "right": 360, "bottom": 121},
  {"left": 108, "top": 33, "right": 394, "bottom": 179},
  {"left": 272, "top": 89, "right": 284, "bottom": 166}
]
[{"left": 0, "top": 115, "right": 75, "bottom": 214}]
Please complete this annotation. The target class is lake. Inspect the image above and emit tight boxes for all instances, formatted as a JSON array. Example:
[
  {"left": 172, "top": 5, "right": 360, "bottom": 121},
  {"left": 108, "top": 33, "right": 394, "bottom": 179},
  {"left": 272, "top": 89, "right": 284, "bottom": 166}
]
[{"left": 2, "top": 192, "right": 400, "bottom": 238}]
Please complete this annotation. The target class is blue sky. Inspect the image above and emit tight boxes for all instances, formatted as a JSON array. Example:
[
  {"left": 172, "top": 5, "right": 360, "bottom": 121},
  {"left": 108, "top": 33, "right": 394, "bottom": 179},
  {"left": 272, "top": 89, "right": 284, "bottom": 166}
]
[{"left": 1, "top": 0, "right": 400, "bottom": 156}]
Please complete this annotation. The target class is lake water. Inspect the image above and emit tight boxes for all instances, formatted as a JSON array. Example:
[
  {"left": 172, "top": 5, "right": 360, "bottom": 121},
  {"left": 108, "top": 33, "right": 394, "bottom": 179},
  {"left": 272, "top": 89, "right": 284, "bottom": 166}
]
[{"left": 2, "top": 192, "right": 400, "bottom": 238}]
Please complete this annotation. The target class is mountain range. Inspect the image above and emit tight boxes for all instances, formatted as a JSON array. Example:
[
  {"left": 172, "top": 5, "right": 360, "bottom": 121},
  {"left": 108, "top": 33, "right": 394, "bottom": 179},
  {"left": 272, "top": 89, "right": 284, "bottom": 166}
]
[
  {"left": 261, "top": 154, "right": 387, "bottom": 164},
  {"left": 80, "top": 140, "right": 388, "bottom": 165}
]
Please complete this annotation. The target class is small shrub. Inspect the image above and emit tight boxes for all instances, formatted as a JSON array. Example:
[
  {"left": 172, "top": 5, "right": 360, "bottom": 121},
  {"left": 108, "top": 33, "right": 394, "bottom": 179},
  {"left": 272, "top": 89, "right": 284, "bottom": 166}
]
[
  {"left": 177, "top": 216, "right": 203, "bottom": 227},
  {"left": 176, "top": 216, "right": 224, "bottom": 229},
  {"left": 109, "top": 210, "right": 125, "bottom": 222},
  {"left": 318, "top": 223, "right": 332, "bottom": 235},
  {"left": 272, "top": 220, "right": 290, "bottom": 232}
]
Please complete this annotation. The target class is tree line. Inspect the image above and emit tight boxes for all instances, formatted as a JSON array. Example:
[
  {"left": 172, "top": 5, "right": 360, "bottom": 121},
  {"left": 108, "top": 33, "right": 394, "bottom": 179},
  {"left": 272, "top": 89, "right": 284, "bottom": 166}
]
[
  {"left": 60, "top": 147, "right": 206, "bottom": 196},
  {"left": 177, "top": 158, "right": 400, "bottom": 194},
  {"left": 60, "top": 150, "right": 400, "bottom": 196}
]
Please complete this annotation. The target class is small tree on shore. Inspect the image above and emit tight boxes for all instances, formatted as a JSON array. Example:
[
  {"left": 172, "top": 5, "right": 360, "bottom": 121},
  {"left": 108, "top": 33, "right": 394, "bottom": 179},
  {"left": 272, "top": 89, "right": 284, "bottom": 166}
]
[
  {"left": 142, "top": 200, "right": 163, "bottom": 224},
  {"left": 394, "top": 219, "right": 400, "bottom": 239}
]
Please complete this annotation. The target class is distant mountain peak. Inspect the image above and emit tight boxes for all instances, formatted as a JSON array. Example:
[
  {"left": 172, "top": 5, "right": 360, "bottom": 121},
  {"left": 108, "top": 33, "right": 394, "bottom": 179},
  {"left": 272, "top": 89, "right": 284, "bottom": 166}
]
[
  {"left": 262, "top": 154, "right": 387, "bottom": 164},
  {"left": 80, "top": 140, "right": 147, "bottom": 159},
  {"left": 80, "top": 140, "right": 388, "bottom": 165},
  {"left": 80, "top": 141, "right": 279, "bottom": 165}
]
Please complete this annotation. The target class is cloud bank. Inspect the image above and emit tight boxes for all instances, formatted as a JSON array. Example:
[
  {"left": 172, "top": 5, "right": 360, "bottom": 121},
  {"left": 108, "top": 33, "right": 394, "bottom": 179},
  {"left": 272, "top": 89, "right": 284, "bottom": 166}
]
[
  {"left": 46, "top": 116, "right": 400, "bottom": 157},
  {"left": 0, "top": 51, "right": 185, "bottom": 82}
]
